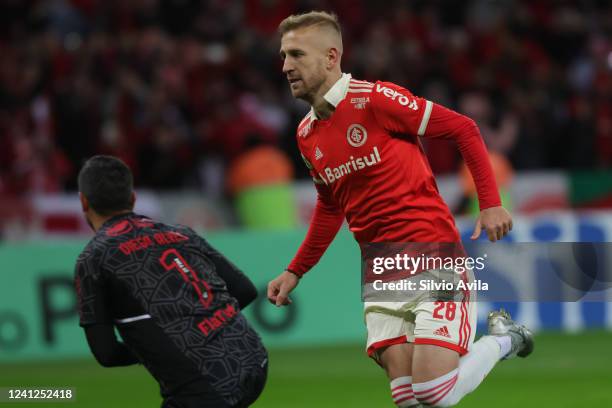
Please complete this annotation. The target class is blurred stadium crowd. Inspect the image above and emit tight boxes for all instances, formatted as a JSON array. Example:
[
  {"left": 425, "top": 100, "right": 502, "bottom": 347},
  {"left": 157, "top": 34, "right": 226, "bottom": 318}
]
[{"left": 0, "top": 0, "right": 610, "bottom": 197}]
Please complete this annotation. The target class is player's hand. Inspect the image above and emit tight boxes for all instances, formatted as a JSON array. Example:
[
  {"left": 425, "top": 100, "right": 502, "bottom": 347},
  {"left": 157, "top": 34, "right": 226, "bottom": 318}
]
[
  {"left": 471, "top": 206, "right": 513, "bottom": 242},
  {"left": 267, "top": 271, "right": 299, "bottom": 307}
]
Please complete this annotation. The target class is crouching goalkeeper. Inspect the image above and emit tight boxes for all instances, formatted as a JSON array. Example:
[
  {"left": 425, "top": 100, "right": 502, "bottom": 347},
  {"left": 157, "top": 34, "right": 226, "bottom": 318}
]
[{"left": 74, "top": 155, "right": 267, "bottom": 408}]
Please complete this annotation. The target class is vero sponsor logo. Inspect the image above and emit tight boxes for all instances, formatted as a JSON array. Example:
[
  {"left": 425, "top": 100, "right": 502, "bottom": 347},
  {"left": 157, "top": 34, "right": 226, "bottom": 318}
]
[{"left": 375, "top": 84, "right": 418, "bottom": 110}]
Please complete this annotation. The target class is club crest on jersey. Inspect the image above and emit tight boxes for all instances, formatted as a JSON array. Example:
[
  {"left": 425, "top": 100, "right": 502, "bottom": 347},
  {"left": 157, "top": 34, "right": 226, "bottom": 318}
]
[{"left": 347, "top": 124, "right": 368, "bottom": 147}]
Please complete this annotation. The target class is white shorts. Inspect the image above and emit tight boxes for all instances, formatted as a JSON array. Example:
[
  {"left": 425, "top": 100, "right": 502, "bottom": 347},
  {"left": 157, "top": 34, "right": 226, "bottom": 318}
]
[{"left": 364, "top": 272, "right": 476, "bottom": 362}]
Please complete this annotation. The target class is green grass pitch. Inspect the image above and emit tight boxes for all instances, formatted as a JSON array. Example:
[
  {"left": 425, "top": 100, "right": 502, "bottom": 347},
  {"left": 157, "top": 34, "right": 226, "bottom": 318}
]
[{"left": 1, "top": 331, "right": 610, "bottom": 407}]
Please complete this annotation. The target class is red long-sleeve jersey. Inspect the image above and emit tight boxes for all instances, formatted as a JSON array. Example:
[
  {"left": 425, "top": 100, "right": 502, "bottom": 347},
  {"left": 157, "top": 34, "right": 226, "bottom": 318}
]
[{"left": 287, "top": 75, "right": 500, "bottom": 276}]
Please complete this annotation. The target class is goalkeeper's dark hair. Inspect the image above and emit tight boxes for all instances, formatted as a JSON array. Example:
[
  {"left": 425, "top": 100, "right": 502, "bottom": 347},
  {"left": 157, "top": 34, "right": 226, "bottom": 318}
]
[{"left": 78, "top": 155, "right": 134, "bottom": 216}]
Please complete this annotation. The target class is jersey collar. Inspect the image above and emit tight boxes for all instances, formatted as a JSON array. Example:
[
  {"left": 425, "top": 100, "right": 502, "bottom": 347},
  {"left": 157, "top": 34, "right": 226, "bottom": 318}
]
[
  {"left": 99, "top": 211, "right": 136, "bottom": 230},
  {"left": 310, "top": 72, "right": 351, "bottom": 120}
]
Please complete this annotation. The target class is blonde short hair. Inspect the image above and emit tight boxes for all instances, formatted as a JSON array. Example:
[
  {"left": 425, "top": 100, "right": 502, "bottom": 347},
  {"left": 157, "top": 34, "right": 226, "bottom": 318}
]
[{"left": 278, "top": 11, "right": 341, "bottom": 37}]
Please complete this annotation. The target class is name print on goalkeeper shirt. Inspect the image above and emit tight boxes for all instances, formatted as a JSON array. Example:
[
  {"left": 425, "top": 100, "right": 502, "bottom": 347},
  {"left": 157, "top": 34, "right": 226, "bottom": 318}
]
[{"left": 118, "top": 230, "right": 189, "bottom": 255}]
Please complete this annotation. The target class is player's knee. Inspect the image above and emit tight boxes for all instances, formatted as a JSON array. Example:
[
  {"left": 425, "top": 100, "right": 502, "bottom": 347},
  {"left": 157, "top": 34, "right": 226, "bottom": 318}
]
[{"left": 412, "top": 370, "right": 460, "bottom": 407}]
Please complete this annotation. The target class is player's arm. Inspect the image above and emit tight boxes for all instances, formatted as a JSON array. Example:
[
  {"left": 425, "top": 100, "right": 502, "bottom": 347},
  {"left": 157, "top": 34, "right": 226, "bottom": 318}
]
[
  {"left": 194, "top": 234, "right": 258, "bottom": 309},
  {"left": 267, "top": 182, "right": 344, "bottom": 306},
  {"left": 371, "top": 82, "right": 511, "bottom": 241},
  {"left": 84, "top": 324, "right": 139, "bottom": 367},
  {"left": 423, "top": 103, "right": 511, "bottom": 241},
  {"left": 74, "top": 251, "right": 138, "bottom": 367}
]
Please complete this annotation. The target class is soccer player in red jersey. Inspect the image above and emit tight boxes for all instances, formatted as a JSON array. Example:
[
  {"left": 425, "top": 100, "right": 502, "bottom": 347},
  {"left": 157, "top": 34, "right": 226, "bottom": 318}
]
[{"left": 267, "top": 11, "right": 533, "bottom": 407}]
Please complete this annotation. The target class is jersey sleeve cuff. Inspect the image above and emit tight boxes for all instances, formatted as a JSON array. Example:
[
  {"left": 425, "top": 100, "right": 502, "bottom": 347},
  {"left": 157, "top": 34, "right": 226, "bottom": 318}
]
[
  {"left": 286, "top": 269, "right": 303, "bottom": 279},
  {"left": 286, "top": 264, "right": 308, "bottom": 278},
  {"left": 478, "top": 199, "right": 503, "bottom": 211}
]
